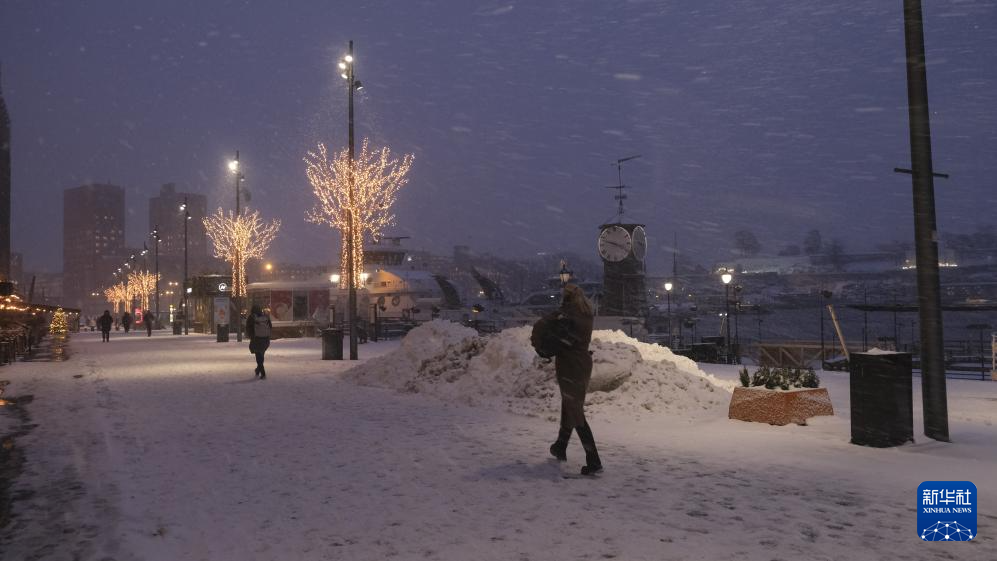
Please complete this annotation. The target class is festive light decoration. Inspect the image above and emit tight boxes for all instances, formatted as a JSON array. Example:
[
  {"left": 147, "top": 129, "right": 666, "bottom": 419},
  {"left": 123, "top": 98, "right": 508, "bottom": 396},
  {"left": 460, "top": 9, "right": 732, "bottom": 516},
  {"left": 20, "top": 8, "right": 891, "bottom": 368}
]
[
  {"left": 203, "top": 208, "right": 281, "bottom": 298},
  {"left": 50, "top": 308, "right": 68, "bottom": 334},
  {"left": 127, "top": 270, "right": 159, "bottom": 310},
  {"left": 103, "top": 282, "right": 132, "bottom": 312},
  {"left": 0, "top": 294, "right": 29, "bottom": 313},
  {"left": 305, "top": 138, "right": 414, "bottom": 288}
]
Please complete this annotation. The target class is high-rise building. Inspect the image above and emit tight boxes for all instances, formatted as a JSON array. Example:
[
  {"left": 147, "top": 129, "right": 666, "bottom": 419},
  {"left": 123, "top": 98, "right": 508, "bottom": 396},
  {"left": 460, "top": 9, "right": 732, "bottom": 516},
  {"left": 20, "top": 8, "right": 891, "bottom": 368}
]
[
  {"left": 149, "top": 183, "right": 207, "bottom": 259},
  {"left": 63, "top": 183, "right": 126, "bottom": 312},
  {"left": 0, "top": 68, "right": 11, "bottom": 283}
]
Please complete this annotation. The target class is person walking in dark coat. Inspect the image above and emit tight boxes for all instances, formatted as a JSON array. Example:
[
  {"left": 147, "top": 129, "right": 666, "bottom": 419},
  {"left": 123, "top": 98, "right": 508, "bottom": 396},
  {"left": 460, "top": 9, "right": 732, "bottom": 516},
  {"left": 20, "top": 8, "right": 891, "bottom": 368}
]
[
  {"left": 122, "top": 311, "right": 132, "bottom": 333},
  {"left": 246, "top": 304, "right": 272, "bottom": 379},
  {"left": 144, "top": 310, "right": 154, "bottom": 337},
  {"left": 98, "top": 310, "right": 113, "bottom": 342},
  {"left": 546, "top": 283, "right": 602, "bottom": 475}
]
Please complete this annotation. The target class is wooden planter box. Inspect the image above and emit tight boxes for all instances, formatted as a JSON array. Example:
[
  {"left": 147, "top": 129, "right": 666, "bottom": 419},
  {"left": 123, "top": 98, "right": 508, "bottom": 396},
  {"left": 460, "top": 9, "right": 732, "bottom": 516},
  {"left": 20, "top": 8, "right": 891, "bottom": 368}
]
[{"left": 728, "top": 386, "right": 833, "bottom": 426}]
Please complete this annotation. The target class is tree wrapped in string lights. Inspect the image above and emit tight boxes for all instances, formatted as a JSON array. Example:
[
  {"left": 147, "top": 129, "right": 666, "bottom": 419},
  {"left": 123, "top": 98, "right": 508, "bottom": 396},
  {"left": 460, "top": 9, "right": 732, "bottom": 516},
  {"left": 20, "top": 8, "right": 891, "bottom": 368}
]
[
  {"left": 104, "top": 281, "right": 133, "bottom": 313},
  {"left": 127, "top": 270, "right": 159, "bottom": 310},
  {"left": 304, "top": 138, "right": 414, "bottom": 288},
  {"left": 203, "top": 208, "right": 281, "bottom": 298}
]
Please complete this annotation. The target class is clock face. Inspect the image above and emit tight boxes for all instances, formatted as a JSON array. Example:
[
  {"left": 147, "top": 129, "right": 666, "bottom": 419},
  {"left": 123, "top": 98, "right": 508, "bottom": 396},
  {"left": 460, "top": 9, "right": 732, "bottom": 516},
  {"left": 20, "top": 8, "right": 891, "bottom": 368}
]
[
  {"left": 598, "top": 225, "right": 632, "bottom": 262},
  {"left": 631, "top": 226, "right": 647, "bottom": 261}
]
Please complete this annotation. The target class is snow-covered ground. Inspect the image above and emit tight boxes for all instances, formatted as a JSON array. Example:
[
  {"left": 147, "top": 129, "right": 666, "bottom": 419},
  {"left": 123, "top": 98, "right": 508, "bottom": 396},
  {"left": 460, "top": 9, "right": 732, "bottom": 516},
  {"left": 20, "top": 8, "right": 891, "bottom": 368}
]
[{"left": 0, "top": 325, "right": 994, "bottom": 561}]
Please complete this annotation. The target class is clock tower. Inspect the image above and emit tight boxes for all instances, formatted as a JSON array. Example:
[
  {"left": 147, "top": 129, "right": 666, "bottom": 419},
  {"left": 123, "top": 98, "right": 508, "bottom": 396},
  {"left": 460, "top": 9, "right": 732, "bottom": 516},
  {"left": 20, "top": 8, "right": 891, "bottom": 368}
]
[{"left": 598, "top": 223, "right": 647, "bottom": 316}]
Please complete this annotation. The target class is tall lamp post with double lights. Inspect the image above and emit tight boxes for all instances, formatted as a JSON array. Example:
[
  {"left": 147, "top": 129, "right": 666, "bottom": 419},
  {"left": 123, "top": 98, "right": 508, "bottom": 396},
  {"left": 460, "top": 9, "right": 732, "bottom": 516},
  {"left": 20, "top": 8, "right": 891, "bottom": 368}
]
[
  {"left": 664, "top": 281, "right": 673, "bottom": 347},
  {"left": 229, "top": 152, "right": 245, "bottom": 342},
  {"left": 339, "top": 41, "right": 364, "bottom": 360},
  {"left": 180, "top": 197, "right": 191, "bottom": 335},
  {"left": 721, "top": 271, "right": 733, "bottom": 363}
]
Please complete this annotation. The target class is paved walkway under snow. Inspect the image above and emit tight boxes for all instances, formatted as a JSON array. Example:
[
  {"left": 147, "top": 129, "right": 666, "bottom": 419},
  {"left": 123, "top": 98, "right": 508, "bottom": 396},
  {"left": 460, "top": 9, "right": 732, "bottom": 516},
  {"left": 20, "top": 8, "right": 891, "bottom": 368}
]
[{"left": 0, "top": 331, "right": 994, "bottom": 560}]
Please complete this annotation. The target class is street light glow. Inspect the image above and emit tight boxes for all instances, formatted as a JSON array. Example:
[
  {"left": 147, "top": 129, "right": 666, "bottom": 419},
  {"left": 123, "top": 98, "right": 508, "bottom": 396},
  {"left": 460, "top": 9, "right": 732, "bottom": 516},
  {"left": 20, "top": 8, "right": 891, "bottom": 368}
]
[
  {"left": 330, "top": 273, "right": 340, "bottom": 284},
  {"left": 344, "top": 54, "right": 353, "bottom": 63},
  {"left": 664, "top": 281, "right": 673, "bottom": 292},
  {"left": 228, "top": 160, "right": 239, "bottom": 172},
  {"left": 338, "top": 62, "right": 347, "bottom": 70},
  {"left": 340, "top": 73, "right": 348, "bottom": 80},
  {"left": 721, "top": 272, "right": 733, "bottom": 285}
]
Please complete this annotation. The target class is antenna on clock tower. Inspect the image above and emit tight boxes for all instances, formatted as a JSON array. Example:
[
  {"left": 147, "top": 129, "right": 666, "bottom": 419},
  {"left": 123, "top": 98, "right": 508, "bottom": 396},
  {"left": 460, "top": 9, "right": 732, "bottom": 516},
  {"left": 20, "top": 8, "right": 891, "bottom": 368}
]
[{"left": 604, "top": 154, "right": 641, "bottom": 223}]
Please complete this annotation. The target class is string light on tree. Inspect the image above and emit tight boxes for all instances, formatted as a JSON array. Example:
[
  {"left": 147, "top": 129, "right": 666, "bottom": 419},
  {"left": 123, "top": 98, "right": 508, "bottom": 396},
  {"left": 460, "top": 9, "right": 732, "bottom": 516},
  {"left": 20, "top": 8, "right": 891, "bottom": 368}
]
[
  {"left": 203, "top": 208, "right": 281, "bottom": 298},
  {"left": 304, "top": 139, "right": 414, "bottom": 288},
  {"left": 50, "top": 308, "right": 68, "bottom": 334},
  {"left": 127, "top": 270, "right": 159, "bottom": 310}
]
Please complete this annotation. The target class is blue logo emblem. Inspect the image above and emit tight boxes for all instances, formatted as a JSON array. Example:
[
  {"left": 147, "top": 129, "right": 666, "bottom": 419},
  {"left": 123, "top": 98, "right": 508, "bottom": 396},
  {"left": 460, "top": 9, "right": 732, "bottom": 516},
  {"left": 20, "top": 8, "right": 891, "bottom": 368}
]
[{"left": 918, "top": 481, "right": 977, "bottom": 541}]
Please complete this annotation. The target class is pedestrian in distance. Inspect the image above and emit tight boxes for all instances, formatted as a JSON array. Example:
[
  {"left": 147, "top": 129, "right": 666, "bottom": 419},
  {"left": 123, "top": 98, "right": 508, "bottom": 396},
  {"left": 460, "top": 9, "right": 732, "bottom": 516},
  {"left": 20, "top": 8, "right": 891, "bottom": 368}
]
[
  {"left": 122, "top": 311, "right": 132, "bottom": 333},
  {"left": 543, "top": 283, "right": 602, "bottom": 476},
  {"left": 144, "top": 310, "right": 154, "bottom": 337},
  {"left": 246, "top": 304, "right": 272, "bottom": 379},
  {"left": 98, "top": 310, "right": 113, "bottom": 342}
]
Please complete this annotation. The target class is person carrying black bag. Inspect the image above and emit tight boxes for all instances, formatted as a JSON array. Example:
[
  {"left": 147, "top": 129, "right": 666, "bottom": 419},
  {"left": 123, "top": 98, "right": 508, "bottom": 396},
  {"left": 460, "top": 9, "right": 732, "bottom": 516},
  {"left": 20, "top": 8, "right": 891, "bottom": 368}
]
[
  {"left": 246, "top": 305, "right": 273, "bottom": 379},
  {"left": 532, "top": 283, "right": 602, "bottom": 476}
]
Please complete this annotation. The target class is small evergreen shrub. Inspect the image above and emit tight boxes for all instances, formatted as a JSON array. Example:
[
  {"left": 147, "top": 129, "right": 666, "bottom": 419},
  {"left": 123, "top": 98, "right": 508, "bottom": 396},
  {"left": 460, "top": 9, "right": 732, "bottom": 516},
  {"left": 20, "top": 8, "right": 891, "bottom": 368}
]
[{"left": 739, "top": 366, "right": 821, "bottom": 390}]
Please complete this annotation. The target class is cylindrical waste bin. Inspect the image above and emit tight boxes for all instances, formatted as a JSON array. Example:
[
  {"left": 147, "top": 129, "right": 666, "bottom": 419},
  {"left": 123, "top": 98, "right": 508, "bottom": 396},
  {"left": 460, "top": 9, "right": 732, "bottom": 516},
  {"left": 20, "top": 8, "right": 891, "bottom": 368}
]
[
  {"left": 172, "top": 321, "right": 182, "bottom": 335},
  {"left": 322, "top": 328, "right": 344, "bottom": 360},
  {"left": 217, "top": 324, "right": 230, "bottom": 343},
  {"left": 849, "top": 351, "right": 914, "bottom": 447}
]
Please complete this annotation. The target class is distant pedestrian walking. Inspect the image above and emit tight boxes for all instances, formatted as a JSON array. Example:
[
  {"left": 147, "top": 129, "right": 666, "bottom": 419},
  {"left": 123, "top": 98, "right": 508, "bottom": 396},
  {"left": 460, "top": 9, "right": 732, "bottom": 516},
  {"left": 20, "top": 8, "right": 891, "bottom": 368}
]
[
  {"left": 538, "top": 284, "right": 602, "bottom": 476},
  {"left": 122, "top": 311, "right": 132, "bottom": 333},
  {"left": 144, "top": 310, "right": 154, "bottom": 337},
  {"left": 246, "top": 304, "right": 272, "bottom": 379},
  {"left": 98, "top": 310, "right": 113, "bottom": 342}
]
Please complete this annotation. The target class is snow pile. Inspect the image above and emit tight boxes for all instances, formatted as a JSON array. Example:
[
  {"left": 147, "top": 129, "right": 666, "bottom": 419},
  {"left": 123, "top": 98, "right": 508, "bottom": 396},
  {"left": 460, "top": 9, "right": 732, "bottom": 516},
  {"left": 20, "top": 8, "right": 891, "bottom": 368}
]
[{"left": 346, "top": 321, "right": 734, "bottom": 421}]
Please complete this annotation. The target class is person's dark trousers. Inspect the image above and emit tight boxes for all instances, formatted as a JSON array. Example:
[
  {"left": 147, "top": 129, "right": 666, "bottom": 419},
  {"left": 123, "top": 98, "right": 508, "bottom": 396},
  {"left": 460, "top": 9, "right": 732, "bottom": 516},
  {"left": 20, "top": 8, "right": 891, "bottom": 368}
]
[
  {"left": 101, "top": 331, "right": 110, "bottom": 342},
  {"left": 255, "top": 352, "right": 266, "bottom": 378},
  {"left": 146, "top": 325, "right": 152, "bottom": 337}
]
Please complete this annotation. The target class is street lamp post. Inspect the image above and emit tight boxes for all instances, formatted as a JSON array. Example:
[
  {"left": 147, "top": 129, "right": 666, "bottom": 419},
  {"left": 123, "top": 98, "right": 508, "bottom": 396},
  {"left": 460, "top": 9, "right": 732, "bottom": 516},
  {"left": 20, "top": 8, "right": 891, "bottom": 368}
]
[
  {"left": 180, "top": 197, "right": 190, "bottom": 335},
  {"left": 664, "top": 281, "right": 673, "bottom": 347},
  {"left": 229, "top": 152, "right": 245, "bottom": 343},
  {"left": 559, "top": 260, "right": 572, "bottom": 287},
  {"left": 340, "top": 41, "right": 364, "bottom": 360},
  {"left": 734, "top": 285, "right": 742, "bottom": 363},
  {"left": 721, "top": 272, "right": 732, "bottom": 364},
  {"left": 819, "top": 289, "right": 832, "bottom": 368},
  {"left": 150, "top": 226, "right": 160, "bottom": 327}
]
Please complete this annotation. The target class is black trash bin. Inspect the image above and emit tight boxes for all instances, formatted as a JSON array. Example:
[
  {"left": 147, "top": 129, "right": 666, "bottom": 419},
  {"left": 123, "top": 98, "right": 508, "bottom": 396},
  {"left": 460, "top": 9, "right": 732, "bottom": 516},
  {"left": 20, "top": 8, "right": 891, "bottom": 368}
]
[
  {"left": 172, "top": 321, "right": 182, "bottom": 335},
  {"left": 322, "top": 328, "right": 344, "bottom": 360},
  {"left": 217, "top": 324, "right": 230, "bottom": 343},
  {"left": 849, "top": 351, "right": 914, "bottom": 447}
]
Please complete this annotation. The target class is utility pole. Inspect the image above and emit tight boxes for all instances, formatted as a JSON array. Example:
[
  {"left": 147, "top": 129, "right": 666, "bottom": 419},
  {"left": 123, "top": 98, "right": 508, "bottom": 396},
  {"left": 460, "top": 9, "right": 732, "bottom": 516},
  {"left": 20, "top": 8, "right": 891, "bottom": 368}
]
[{"left": 901, "top": 0, "right": 949, "bottom": 441}]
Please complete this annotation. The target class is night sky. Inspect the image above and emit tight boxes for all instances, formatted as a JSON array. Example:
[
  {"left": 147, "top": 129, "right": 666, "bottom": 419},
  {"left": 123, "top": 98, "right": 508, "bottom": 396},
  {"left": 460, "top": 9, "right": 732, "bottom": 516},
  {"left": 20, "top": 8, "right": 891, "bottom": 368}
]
[{"left": 1, "top": 0, "right": 995, "bottom": 274}]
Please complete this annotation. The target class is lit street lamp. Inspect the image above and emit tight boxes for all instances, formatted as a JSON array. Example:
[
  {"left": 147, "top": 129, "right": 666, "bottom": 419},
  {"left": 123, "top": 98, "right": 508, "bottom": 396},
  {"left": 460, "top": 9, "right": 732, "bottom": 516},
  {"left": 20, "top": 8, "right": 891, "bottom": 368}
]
[
  {"left": 664, "top": 281, "right": 673, "bottom": 347},
  {"left": 341, "top": 41, "right": 364, "bottom": 360},
  {"left": 559, "top": 260, "right": 573, "bottom": 287},
  {"left": 150, "top": 226, "right": 160, "bottom": 327},
  {"left": 230, "top": 152, "right": 245, "bottom": 343},
  {"left": 721, "top": 271, "right": 733, "bottom": 364},
  {"left": 180, "top": 197, "right": 191, "bottom": 335}
]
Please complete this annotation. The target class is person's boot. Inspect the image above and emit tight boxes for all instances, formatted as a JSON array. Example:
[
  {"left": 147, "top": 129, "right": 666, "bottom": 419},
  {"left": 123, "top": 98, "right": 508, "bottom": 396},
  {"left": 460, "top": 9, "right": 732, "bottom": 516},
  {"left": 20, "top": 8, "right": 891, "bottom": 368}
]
[
  {"left": 549, "top": 427, "right": 571, "bottom": 461},
  {"left": 254, "top": 366, "right": 261, "bottom": 378},
  {"left": 259, "top": 366, "right": 266, "bottom": 380},
  {"left": 576, "top": 422, "right": 602, "bottom": 476}
]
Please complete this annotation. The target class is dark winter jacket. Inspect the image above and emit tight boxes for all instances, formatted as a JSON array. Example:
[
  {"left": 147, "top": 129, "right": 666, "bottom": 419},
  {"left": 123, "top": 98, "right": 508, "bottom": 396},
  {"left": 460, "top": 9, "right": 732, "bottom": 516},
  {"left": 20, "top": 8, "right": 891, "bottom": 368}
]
[
  {"left": 552, "top": 284, "right": 594, "bottom": 429},
  {"left": 98, "top": 313, "right": 113, "bottom": 332},
  {"left": 246, "top": 311, "right": 272, "bottom": 354},
  {"left": 122, "top": 312, "right": 132, "bottom": 327}
]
